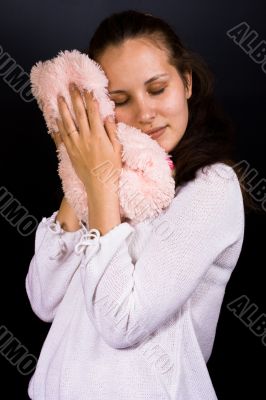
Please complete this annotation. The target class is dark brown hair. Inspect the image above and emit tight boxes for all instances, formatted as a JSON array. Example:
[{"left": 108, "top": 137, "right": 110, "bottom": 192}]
[{"left": 84, "top": 9, "right": 261, "bottom": 215}]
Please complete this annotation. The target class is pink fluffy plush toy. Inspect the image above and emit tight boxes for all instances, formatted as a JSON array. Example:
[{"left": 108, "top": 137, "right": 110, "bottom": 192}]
[{"left": 30, "top": 50, "right": 176, "bottom": 227}]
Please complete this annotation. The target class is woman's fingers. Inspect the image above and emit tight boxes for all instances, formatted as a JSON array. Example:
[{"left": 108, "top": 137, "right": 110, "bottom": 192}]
[
  {"left": 57, "top": 96, "right": 79, "bottom": 143},
  {"left": 56, "top": 88, "right": 114, "bottom": 152},
  {"left": 69, "top": 83, "right": 90, "bottom": 135},
  {"left": 84, "top": 90, "right": 103, "bottom": 137},
  {"left": 104, "top": 117, "right": 121, "bottom": 150}
]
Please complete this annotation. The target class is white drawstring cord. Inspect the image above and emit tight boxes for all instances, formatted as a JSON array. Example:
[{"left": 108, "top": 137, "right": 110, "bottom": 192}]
[
  {"left": 74, "top": 227, "right": 101, "bottom": 256},
  {"left": 44, "top": 213, "right": 68, "bottom": 260},
  {"left": 43, "top": 212, "right": 100, "bottom": 259}
]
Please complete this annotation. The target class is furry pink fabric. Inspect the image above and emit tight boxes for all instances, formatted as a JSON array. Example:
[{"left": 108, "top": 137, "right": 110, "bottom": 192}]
[{"left": 30, "top": 50, "right": 176, "bottom": 226}]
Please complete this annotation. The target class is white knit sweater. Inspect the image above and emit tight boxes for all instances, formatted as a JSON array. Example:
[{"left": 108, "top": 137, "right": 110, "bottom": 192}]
[{"left": 25, "top": 162, "right": 245, "bottom": 400}]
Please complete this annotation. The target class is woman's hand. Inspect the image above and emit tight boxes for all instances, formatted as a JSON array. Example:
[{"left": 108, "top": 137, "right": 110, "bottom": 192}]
[{"left": 55, "top": 83, "right": 122, "bottom": 195}]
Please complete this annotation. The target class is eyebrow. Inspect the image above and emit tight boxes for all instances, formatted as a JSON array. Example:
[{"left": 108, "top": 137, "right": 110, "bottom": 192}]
[{"left": 109, "top": 73, "right": 169, "bottom": 94}]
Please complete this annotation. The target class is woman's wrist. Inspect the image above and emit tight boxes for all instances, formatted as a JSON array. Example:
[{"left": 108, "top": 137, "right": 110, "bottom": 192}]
[
  {"left": 86, "top": 187, "right": 121, "bottom": 236},
  {"left": 56, "top": 196, "right": 81, "bottom": 232}
]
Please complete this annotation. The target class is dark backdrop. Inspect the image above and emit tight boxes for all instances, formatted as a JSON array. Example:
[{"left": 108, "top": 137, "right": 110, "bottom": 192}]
[{"left": 0, "top": 1, "right": 265, "bottom": 399}]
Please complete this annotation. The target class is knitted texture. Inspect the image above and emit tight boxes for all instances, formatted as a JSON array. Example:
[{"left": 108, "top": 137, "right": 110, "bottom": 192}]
[
  {"left": 30, "top": 49, "right": 175, "bottom": 226},
  {"left": 25, "top": 163, "right": 245, "bottom": 399}
]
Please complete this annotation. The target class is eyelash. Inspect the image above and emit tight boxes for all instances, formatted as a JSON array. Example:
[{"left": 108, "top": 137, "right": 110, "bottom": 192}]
[{"left": 114, "top": 87, "right": 165, "bottom": 107}]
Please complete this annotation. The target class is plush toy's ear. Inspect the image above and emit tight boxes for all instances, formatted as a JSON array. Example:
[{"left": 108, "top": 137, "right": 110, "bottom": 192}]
[
  {"left": 30, "top": 49, "right": 116, "bottom": 136},
  {"left": 30, "top": 61, "right": 45, "bottom": 111}
]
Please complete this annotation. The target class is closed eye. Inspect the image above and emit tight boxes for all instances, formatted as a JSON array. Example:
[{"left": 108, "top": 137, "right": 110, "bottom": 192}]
[{"left": 113, "top": 87, "right": 166, "bottom": 107}]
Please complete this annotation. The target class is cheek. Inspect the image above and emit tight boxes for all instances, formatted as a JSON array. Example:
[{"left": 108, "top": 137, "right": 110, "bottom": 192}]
[
  {"left": 162, "top": 91, "right": 188, "bottom": 117},
  {"left": 162, "top": 93, "right": 189, "bottom": 142}
]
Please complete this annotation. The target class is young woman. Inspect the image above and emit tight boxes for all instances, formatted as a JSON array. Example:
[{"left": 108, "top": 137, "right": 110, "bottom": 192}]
[{"left": 25, "top": 9, "right": 255, "bottom": 400}]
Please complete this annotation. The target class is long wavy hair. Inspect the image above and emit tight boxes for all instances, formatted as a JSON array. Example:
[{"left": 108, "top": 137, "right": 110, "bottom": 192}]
[{"left": 83, "top": 9, "right": 261, "bottom": 214}]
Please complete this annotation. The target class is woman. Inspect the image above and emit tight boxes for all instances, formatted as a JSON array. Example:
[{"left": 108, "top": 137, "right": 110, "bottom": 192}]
[{"left": 25, "top": 9, "right": 254, "bottom": 400}]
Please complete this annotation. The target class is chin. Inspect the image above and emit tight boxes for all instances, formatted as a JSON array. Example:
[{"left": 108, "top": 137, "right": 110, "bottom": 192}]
[{"left": 156, "top": 137, "right": 174, "bottom": 153}]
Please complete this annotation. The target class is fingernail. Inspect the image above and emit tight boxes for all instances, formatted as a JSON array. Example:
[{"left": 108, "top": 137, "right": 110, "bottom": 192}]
[{"left": 69, "top": 82, "right": 76, "bottom": 92}]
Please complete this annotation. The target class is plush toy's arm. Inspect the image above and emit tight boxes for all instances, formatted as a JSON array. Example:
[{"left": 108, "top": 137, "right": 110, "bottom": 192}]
[{"left": 25, "top": 211, "right": 84, "bottom": 322}]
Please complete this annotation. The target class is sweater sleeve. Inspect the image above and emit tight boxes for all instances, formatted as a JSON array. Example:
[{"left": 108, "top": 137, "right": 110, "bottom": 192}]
[
  {"left": 25, "top": 210, "right": 84, "bottom": 322},
  {"left": 78, "top": 164, "right": 245, "bottom": 349}
]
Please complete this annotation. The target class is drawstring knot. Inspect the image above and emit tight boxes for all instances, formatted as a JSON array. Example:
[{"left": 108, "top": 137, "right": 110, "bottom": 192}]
[
  {"left": 46, "top": 214, "right": 67, "bottom": 260},
  {"left": 74, "top": 228, "right": 101, "bottom": 255}
]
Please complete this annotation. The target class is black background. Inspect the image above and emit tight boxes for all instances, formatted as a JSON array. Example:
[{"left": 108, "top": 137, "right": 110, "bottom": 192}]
[{"left": 0, "top": 1, "right": 265, "bottom": 399}]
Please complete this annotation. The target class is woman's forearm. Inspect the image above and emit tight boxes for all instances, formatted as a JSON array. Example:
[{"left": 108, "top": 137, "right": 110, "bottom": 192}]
[
  {"left": 55, "top": 196, "right": 81, "bottom": 232},
  {"left": 87, "top": 190, "right": 121, "bottom": 236}
]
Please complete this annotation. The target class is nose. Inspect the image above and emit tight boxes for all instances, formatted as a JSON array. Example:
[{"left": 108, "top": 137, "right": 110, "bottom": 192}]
[{"left": 135, "top": 96, "right": 156, "bottom": 127}]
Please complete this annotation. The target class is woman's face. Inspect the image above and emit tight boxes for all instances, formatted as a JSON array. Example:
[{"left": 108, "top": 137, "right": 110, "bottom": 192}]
[{"left": 97, "top": 37, "right": 192, "bottom": 153}]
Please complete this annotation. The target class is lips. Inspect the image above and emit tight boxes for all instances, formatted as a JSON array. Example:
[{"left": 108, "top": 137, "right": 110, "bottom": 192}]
[
  {"left": 146, "top": 125, "right": 167, "bottom": 136},
  {"left": 147, "top": 126, "right": 167, "bottom": 139}
]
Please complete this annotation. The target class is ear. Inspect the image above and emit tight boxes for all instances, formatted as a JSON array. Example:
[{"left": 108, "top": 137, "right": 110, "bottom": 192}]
[{"left": 184, "top": 71, "right": 192, "bottom": 99}]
